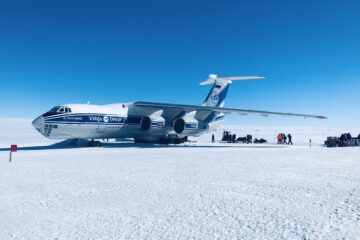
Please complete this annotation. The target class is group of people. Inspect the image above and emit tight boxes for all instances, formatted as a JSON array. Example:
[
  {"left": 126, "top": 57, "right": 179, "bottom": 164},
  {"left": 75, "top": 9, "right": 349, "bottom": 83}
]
[
  {"left": 220, "top": 131, "right": 237, "bottom": 143},
  {"left": 214, "top": 130, "right": 294, "bottom": 145},
  {"left": 326, "top": 133, "right": 360, "bottom": 147},
  {"left": 218, "top": 131, "right": 254, "bottom": 143},
  {"left": 245, "top": 134, "right": 253, "bottom": 143},
  {"left": 277, "top": 133, "right": 293, "bottom": 145},
  {"left": 338, "top": 133, "right": 354, "bottom": 147}
]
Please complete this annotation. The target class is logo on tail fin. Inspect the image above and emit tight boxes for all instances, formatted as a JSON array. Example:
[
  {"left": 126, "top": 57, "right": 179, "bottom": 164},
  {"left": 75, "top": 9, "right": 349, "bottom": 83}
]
[
  {"left": 210, "top": 91, "right": 219, "bottom": 105},
  {"left": 203, "top": 82, "right": 230, "bottom": 107}
]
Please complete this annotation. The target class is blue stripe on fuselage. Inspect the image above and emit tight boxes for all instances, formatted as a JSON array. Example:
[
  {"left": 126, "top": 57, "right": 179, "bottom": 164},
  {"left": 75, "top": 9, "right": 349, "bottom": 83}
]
[{"left": 44, "top": 114, "right": 155, "bottom": 126}]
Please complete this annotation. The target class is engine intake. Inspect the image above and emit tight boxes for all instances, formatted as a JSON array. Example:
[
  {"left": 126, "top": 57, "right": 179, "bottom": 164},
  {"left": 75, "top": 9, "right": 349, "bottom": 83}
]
[
  {"left": 140, "top": 116, "right": 151, "bottom": 131},
  {"left": 173, "top": 111, "right": 198, "bottom": 134},
  {"left": 139, "top": 112, "right": 165, "bottom": 131},
  {"left": 173, "top": 118, "right": 185, "bottom": 134}
]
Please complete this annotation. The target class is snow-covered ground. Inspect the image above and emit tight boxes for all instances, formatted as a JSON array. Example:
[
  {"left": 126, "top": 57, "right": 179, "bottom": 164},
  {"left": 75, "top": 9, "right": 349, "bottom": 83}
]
[{"left": 0, "top": 119, "right": 360, "bottom": 239}]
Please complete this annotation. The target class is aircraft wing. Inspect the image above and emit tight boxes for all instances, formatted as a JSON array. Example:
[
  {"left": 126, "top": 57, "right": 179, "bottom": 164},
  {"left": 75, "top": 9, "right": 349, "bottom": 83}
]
[{"left": 133, "top": 101, "right": 327, "bottom": 119}]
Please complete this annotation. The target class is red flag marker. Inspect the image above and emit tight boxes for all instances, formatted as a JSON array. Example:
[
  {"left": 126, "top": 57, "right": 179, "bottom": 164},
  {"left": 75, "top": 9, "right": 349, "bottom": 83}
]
[
  {"left": 10, "top": 144, "right": 17, "bottom": 162},
  {"left": 11, "top": 145, "right": 17, "bottom": 152}
]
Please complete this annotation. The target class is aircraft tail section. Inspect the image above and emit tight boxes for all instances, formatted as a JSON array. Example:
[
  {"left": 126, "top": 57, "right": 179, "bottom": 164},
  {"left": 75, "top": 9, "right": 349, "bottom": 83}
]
[{"left": 201, "top": 74, "right": 264, "bottom": 107}]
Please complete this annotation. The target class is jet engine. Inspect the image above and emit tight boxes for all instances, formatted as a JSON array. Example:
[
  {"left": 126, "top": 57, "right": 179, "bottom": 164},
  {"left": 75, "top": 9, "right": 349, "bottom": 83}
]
[
  {"left": 140, "top": 111, "right": 165, "bottom": 131},
  {"left": 140, "top": 116, "right": 152, "bottom": 131},
  {"left": 173, "top": 111, "right": 198, "bottom": 134}
]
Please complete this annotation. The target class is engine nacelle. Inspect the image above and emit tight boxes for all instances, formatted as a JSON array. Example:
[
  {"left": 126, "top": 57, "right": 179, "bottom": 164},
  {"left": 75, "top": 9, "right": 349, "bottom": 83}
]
[
  {"left": 140, "top": 115, "right": 165, "bottom": 131},
  {"left": 173, "top": 111, "right": 198, "bottom": 134}
]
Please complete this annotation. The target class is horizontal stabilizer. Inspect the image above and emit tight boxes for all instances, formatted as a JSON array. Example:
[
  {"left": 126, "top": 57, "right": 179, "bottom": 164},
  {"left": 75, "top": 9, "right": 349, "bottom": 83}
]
[{"left": 200, "top": 74, "right": 265, "bottom": 85}]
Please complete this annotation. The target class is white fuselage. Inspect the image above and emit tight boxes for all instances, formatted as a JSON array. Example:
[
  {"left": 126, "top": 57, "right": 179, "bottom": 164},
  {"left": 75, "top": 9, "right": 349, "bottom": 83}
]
[{"left": 32, "top": 102, "right": 223, "bottom": 142}]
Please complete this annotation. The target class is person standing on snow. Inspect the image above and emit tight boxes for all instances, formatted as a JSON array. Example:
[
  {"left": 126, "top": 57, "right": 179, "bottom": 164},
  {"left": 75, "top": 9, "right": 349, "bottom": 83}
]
[
  {"left": 283, "top": 133, "right": 287, "bottom": 144},
  {"left": 287, "top": 134, "right": 293, "bottom": 145}
]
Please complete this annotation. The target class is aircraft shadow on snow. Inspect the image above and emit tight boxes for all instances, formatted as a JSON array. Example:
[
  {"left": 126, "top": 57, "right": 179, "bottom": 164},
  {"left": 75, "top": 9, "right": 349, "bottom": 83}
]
[{"left": 0, "top": 139, "right": 286, "bottom": 152}]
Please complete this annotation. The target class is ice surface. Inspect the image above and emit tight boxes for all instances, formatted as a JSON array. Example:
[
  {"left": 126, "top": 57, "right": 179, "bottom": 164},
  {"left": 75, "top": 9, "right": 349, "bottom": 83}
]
[{"left": 0, "top": 119, "right": 360, "bottom": 239}]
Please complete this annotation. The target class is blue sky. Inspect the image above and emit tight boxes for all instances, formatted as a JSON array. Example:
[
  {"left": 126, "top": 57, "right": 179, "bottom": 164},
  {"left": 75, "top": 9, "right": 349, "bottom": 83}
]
[{"left": 0, "top": 0, "right": 359, "bottom": 127}]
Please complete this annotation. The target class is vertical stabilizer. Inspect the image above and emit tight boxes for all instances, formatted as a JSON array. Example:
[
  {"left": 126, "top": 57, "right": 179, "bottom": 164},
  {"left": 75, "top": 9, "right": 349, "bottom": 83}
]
[{"left": 201, "top": 74, "right": 264, "bottom": 107}]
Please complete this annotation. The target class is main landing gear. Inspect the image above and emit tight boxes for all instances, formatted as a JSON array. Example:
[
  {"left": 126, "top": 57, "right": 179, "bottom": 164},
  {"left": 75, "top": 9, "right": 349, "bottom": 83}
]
[
  {"left": 89, "top": 139, "right": 102, "bottom": 147},
  {"left": 158, "top": 136, "right": 188, "bottom": 144}
]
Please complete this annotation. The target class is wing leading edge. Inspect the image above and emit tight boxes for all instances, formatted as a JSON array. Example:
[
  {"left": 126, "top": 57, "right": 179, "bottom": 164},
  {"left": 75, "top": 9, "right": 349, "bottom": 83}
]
[{"left": 133, "top": 101, "right": 327, "bottom": 119}]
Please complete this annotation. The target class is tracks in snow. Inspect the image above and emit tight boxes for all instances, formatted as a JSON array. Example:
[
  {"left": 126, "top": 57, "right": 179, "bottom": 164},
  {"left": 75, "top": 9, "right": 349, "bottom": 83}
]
[{"left": 317, "top": 187, "right": 360, "bottom": 240}]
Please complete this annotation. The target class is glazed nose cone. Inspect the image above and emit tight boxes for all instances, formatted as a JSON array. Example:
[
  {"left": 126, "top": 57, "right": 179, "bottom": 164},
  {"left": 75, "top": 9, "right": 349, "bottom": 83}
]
[{"left": 32, "top": 116, "right": 44, "bottom": 131}]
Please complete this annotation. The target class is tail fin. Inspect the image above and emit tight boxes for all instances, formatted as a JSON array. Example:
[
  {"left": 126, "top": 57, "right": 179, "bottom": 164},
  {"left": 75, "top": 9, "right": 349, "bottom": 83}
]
[{"left": 201, "top": 74, "right": 265, "bottom": 107}]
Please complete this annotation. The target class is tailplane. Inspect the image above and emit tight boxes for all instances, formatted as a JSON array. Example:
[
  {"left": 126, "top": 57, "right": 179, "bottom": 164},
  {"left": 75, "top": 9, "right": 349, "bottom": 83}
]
[{"left": 201, "top": 74, "right": 265, "bottom": 107}]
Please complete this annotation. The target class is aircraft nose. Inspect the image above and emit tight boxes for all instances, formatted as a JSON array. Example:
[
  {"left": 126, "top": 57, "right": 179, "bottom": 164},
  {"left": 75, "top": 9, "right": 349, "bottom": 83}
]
[{"left": 32, "top": 116, "right": 45, "bottom": 131}]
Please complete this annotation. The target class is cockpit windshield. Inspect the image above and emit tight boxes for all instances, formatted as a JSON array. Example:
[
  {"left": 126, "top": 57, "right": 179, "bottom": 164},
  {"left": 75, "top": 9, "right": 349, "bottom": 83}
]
[
  {"left": 49, "top": 106, "right": 61, "bottom": 113},
  {"left": 46, "top": 106, "right": 72, "bottom": 115}
]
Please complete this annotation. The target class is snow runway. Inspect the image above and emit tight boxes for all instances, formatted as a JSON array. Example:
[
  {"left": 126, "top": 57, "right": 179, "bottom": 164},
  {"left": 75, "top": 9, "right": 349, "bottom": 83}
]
[{"left": 0, "top": 119, "right": 360, "bottom": 239}]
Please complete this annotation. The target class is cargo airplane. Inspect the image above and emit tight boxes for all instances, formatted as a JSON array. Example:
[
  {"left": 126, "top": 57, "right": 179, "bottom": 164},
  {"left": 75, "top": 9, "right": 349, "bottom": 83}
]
[{"left": 32, "top": 74, "right": 326, "bottom": 144}]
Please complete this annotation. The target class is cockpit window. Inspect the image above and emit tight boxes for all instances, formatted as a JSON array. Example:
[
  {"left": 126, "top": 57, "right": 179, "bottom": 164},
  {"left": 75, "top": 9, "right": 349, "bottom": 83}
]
[
  {"left": 44, "top": 106, "right": 71, "bottom": 117},
  {"left": 48, "top": 106, "right": 71, "bottom": 113},
  {"left": 49, "top": 106, "right": 61, "bottom": 113}
]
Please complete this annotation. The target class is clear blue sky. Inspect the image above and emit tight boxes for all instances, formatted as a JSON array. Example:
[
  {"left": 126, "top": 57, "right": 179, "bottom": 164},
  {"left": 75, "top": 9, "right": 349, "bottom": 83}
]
[{"left": 0, "top": 0, "right": 359, "bottom": 127}]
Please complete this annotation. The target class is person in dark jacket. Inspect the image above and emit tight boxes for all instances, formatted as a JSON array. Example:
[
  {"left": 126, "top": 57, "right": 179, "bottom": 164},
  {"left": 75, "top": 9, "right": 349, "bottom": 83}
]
[
  {"left": 283, "top": 133, "right": 287, "bottom": 144},
  {"left": 339, "top": 134, "right": 345, "bottom": 147},
  {"left": 287, "top": 134, "right": 293, "bottom": 145},
  {"left": 246, "top": 134, "right": 251, "bottom": 143},
  {"left": 347, "top": 133, "right": 352, "bottom": 140}
]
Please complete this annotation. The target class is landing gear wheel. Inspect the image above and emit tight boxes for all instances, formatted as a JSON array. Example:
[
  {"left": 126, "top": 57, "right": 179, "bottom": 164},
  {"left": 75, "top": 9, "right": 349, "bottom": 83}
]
[
  {"left": 89, "top": 140, "right": 101, "bottom": 147},
  {"left": 159, "top": 136, "right": 188, "bottom": 144}
]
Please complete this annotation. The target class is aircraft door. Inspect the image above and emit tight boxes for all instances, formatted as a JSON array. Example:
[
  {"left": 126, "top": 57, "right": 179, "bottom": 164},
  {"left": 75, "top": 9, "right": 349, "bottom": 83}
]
[{"left": 96, "top": 116, "right": 108, "bottom": 133}]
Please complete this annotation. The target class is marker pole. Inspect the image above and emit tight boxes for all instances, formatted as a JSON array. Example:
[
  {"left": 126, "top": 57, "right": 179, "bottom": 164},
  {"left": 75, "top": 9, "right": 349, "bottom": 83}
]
[{"left": 9, "top": 151, "right": 12, "bottom": 162}]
